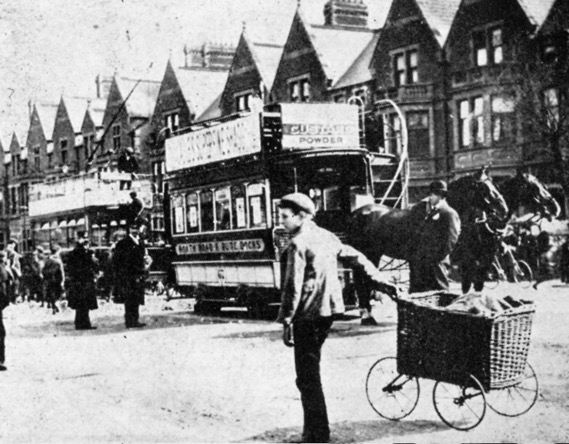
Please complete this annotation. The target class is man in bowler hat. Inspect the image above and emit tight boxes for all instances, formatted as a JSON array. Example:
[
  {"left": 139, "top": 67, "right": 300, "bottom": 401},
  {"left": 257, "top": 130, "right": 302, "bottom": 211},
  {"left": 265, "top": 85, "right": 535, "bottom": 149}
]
[
  {"left": 112, "top": 219, "right": 149, "bottom": 328},
  {"left": 409, "top": 180, "right": 460, "bottom": 293}
]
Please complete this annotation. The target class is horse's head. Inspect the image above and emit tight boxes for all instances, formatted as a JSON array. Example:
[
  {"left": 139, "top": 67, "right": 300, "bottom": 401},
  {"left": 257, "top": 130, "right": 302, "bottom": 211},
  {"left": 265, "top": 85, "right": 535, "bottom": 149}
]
[
  {"left": 448, "top": 166, "right": 509, "bottom": 221},
  {"left": 506, "top": 171, "right": 561, "bottom": 220}
]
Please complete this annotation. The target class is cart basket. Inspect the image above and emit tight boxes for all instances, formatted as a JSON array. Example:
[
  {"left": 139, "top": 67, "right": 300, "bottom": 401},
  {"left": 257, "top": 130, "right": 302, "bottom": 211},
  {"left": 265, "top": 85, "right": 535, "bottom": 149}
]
[{"left": 396, "top": 292, "right": 535, "bottom": 391}]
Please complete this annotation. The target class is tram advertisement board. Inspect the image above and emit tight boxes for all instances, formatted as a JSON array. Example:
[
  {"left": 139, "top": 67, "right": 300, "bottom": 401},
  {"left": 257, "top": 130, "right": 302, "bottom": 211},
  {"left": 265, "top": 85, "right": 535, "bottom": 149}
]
[
  {"left": 280, "top": 103, "right": 360, "bottom": 150},
  {"left": 165, "top": 112, "right": 262, "bottom": 172}
]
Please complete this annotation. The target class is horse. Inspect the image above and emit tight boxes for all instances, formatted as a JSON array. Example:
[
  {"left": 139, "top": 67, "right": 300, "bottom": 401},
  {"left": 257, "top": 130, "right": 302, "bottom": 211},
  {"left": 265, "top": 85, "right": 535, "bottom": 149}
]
[
  {"left": 348, "top": 166, "right": 508, "bottom": 318},
  {"left": 498, "top": 170, "right": 561, "bottom": 221},
  {"left": 454, "top": 170, "right": 561, "bottom": 293}
]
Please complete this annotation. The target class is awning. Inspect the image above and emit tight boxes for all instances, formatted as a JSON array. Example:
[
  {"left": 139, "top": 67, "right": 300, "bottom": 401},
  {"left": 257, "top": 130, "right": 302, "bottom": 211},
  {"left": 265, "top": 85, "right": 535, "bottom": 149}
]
[
  {"left": 119, "top": 220, "right": 127, "bottom": 225},
  {"left": 76, "top": 218, "right": 85, "bottom": 226},
  {"left": 58, "top": 220, "right": 68, "bottom": 228},
  {"left": 91, "top": 223, "right": 100, "bottom": 229},
  {"left": 41, "top": 222, "right": 50, "bottom": 230},
  {"left": 110, "top": 221, "right": 118, "bottom": 227},
  {"left": 67, "top": 219, "right": 77, "bottom": 227}
]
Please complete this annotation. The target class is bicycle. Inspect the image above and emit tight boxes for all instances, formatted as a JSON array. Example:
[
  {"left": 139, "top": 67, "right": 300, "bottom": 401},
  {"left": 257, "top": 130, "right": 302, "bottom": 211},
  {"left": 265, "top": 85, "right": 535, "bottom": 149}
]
[{"left": 486, "top": 243, "right": 533, "bottom": 289}]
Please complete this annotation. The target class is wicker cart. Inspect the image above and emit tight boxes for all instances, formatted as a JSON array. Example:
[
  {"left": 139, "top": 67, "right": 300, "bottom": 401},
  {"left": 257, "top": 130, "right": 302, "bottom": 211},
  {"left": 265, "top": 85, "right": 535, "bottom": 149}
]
[{"left": 365, "top": 291, "right": 538, "bottom": 431}]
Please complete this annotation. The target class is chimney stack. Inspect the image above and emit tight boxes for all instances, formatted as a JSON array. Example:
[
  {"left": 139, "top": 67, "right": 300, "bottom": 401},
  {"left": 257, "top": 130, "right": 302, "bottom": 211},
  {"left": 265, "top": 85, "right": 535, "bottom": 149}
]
[{"left": 324, "top": 0, "right": 369, "bottom": 29}]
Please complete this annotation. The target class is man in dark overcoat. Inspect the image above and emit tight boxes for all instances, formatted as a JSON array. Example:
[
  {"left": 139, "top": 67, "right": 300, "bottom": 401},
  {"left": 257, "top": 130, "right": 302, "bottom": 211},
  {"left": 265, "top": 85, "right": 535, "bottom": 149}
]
[
  {"left": 409, "top": 180, "right": 461, "bottom": 293},
  {"left": 67, "top": 232, "right": 99, "bottom": 330},
  {"left": 113, "top": 220, "right": 148, "bottom": 328}
]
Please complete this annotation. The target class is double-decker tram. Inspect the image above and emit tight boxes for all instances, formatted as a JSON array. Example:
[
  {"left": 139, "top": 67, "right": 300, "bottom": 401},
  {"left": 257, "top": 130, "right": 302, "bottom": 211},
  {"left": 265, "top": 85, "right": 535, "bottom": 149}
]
[{"left": 165, "top": 102, "right": 403, "bottom": 316}]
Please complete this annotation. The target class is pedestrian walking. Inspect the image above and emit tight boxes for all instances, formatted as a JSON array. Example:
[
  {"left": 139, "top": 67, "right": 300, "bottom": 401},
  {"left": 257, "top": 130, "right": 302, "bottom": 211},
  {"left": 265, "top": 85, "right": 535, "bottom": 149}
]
[
  {"left": 66, "top": 232, "right": 99, "bottom": 330},
  {"left": 409, "top": 180, "right": 461, "bottom": 293},
  {"left": 276, "top": 193, "right": 398, "bottom": 443},
  {"left": 0, "top": 251, "right": 11, "bottom": 371},
  {"left": 112, "top": 219, "right": 150, "bottom": 328},
  {"left": 43, "top": 244, "right": 65, "bottom": 314},
  {"left": 5, "top": 239, "right": 21, "bottom": 304}
]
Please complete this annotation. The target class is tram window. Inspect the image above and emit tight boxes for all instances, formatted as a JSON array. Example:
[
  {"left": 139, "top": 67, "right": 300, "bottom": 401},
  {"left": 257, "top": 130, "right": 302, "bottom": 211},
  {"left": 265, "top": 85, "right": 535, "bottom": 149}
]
[
  {"left": 323, "top": 186, "right": 341, "bottom": 211},
  {"left": 248, "top": 183, "right": 267, "bottom": 228},
  {"left": 200, "top": 190, "right": 214, "bottom": 232},
  {"left": 171, "top": 195, "right": 185, "bottom": 234},
  {"left": 215, "top": 188, "right": 231, "bottom": 231},
  {"left": 231, "top": 185, "right": 247, "bottom": 229},
  {"left": 308, "top": 189, "right": 323, "bottom": 212},
  {"left": 186, "top": 193, "right": 199, "bottom": 233}
]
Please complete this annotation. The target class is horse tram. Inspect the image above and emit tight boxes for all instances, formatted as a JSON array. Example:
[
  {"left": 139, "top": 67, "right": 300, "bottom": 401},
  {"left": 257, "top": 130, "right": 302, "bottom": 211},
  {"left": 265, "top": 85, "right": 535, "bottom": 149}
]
[
  {"left": 164, "top": 101, "right": 407, "bottom": 317},
  {"left": 27, "top": 171, "right": 170, "bottom": 289}
]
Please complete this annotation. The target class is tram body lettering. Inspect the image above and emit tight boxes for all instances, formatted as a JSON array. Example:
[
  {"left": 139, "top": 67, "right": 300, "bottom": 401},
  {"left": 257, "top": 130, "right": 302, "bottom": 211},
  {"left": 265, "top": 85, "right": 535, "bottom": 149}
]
[{"left": 175, "top": 239, "right": 265, "bottom": 255}]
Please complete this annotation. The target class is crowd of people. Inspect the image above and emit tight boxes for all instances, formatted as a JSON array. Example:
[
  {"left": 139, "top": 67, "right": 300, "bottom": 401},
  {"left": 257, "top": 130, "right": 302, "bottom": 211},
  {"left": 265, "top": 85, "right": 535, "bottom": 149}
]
[{"left": 0, "top": 218, "right": 152, "bottom": 372}]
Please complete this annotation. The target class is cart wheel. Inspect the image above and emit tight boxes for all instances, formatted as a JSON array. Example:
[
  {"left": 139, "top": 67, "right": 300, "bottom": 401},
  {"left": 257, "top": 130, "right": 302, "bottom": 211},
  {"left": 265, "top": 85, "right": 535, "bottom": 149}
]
[
  {"left": 514, "top": 260, "right": 533, "bottom": 289},
  {"left": 365, "top": 357, "right": 420, "bottom": 421},
  {"left": 433, "top": 375, "right": 486, "bottom": 431},
  {"left": 487, "top": 362, "right": 538, "bottom": 417}
]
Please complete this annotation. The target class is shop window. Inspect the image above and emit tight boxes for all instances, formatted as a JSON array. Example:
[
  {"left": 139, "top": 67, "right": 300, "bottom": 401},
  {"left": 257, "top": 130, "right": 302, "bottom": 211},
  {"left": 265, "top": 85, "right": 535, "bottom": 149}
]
[
  {"left": 200, "top": 190, "right": 214, "bottom": 232},
  {"left": 407, "top": 111, "right": 430, "bottom": 158},
  {"left": 247, "top": 183, "right": 267, "bottom": 228},
  {"left": 215, "top": 187, "right": 231, "bottom": 231},
  {"left": 185, "top": 192, "right": 199, "bottom": 233},
  {"left": 171, "top": 195, "right": 185, "bottom": 234},
  {"left": 231, "top": 184, "right": 247, "bottom": 229}
]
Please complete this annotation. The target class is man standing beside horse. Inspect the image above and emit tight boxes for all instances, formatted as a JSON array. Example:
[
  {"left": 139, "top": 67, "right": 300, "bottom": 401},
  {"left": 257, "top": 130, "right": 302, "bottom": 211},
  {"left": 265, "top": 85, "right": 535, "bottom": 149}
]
[{"left": 409, "top": 180, "right": 460, "bottom": 293}]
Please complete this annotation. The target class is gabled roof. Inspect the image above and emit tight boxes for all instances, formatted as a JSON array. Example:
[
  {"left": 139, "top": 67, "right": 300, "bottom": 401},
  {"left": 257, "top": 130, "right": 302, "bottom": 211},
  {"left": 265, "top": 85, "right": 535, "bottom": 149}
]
[
  {"left": 85, "top": 98, "right": 106, "bottom": 128},
  {"left": 243, "top": 24, "right": 288, "bottom": 91},
  {"left": 61, "top": 97, "right": 89, "bottom": 133},
  {"left": 34, "top": 102, "right": 59, "bottom": 141},
  {"left": 174, "top": 67, "right": 228, "bottom": 118},
  {"left": 414, "top": 0, "right": 462, "bottom": 47},
  {"left": 196, "top": 93, "right": 223, "bottom": 122},
  {"left": 307, "top": 23, "right": 375, "bottom": 84},
  {"left": 517, "top": 0, "right": 557, "bottom": 30},
  {"left": 331, "top": 30, "right": 380, "bottom": 90},
  {"left": 114, "top": 77, "right": 161, "bottom": 119}
]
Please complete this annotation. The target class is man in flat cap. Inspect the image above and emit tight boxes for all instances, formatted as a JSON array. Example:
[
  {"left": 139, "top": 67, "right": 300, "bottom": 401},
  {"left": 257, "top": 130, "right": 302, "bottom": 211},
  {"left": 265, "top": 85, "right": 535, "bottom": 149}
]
[
  {"left": 67, "top": 232, "right": 99, "bottom": 330},
  {"left": 408, "top": 180, "right": 460, "bottom": 293},
  {"left": 276, "top": 192, "right": 398, "bottom": 443}
]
